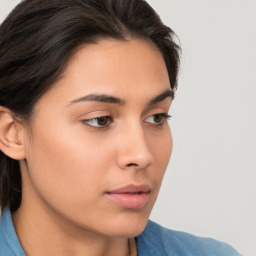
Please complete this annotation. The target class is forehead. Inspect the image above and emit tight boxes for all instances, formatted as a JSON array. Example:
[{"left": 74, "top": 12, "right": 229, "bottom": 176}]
[{"left": 39, "top": 39, "right": 171, "bottom": 107}]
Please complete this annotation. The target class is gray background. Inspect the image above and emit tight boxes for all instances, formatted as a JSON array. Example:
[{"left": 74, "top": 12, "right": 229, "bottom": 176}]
[{"left": 1, "top": 1, "right": 255, "bottom": 255}]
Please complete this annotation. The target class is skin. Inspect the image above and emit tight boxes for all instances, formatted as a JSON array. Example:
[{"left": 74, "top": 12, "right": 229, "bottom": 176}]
[{"left": 9, "top": 39, "right": 173, "bottom": 256}]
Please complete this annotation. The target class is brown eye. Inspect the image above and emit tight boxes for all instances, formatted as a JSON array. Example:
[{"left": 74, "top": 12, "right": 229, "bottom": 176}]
[
  {"left": 153, "top": 115, "right": 164, "bottom": 124},
  {"left": 144, "top": 113, "right": 171, "bottom": 126},
  {"left": 82, "top": 116, "right": 112, "bottom": 128},
  {"left": 97, "top": 116, "right": 109, "bottom": 126}
]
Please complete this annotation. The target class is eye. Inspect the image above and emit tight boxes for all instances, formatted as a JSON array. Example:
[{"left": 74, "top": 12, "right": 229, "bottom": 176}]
[
  {"left": 144, "top": 113, "right": 171, "bottom": 126},
  {"left": 82, "top": 116, "right": 112, "bottom": 129}
]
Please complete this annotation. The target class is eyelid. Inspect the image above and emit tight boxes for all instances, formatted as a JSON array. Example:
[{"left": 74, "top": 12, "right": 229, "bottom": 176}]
[
  {"left": 143, "top": 106, "right": 171, "bottom": 119},
  {"left": 78, "top": 110, "right": 111, "bottom": 119}
]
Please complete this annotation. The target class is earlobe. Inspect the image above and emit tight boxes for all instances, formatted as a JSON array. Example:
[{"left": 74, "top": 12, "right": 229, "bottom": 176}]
[{"left": 0, "top": 106, "right": 26, "bottom": 160}]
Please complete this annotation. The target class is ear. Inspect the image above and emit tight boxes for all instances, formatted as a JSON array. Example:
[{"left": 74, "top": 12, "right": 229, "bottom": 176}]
[{"left": 0, "top": 106, "right": 26, "bottom": 160}]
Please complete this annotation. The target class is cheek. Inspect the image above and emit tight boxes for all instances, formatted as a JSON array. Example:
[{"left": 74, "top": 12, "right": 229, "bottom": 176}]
[{"left": 25, "top": 121, "right": 113, "bottom": 210}]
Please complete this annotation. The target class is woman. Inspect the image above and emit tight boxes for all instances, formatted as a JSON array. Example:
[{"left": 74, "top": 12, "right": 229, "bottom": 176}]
[{"left": 0, "top": 0, "right": 242, "bottom": 255}]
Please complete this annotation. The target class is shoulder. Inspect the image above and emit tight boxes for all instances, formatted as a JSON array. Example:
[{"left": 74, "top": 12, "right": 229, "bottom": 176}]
[
  {"left": 136, "top": 220, "right": 243, "bottom": 256},
  {"left": 0, "top": 208, "right": 26, "bottom": 256}
]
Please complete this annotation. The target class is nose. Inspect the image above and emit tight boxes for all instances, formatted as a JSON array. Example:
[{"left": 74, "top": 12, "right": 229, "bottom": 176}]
[{"left": 116, "top": 123, "right": 154, "bottom": 170}]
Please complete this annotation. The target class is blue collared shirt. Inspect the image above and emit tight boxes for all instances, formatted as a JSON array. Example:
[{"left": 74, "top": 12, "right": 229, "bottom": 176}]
[{"left": 0, "top": 207, "right": 243, "bottom": 256}]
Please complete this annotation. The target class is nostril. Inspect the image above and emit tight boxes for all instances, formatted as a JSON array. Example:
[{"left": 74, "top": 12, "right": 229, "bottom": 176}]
[{"left": 127, "top": 163, "right": 138, "bottom": 167}]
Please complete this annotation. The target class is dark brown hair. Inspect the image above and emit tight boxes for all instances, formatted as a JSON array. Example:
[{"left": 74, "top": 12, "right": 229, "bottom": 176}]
[{"left": 0, "top": 0, "right": 181, "bottom": 212}]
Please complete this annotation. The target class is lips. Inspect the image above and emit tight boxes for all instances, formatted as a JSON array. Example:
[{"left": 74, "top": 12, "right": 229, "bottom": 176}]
[{"left": 106, "top": 184, "right": 150, "bottom": 209}]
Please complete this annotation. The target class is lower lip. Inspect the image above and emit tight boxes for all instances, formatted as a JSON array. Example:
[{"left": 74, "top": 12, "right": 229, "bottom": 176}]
[{"left": 106, "top": 192, "right": 149, "bottom": 209}]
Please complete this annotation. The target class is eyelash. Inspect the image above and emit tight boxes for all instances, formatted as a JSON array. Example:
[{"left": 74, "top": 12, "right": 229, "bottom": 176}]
[{"left": 81, "top": 113, "right": 172, "bottom": 130}]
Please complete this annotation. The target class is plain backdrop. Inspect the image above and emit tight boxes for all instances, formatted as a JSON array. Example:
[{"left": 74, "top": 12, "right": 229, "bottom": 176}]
[{"left": 1, "top": 1, "right": 255, "bottom": 256}]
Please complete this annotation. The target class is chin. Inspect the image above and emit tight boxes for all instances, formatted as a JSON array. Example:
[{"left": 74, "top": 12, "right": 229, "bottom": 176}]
[
  {"left": 112, "top": 224, "right": 147, "bottom": 238},
  {"left": 104, "top": 212, "right": 150, "bottom": 238}
]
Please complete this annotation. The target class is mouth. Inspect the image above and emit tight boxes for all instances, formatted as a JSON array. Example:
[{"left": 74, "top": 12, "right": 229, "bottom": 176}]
[{"left": 106, "top": 184, "right": 150, "bottom": 209}]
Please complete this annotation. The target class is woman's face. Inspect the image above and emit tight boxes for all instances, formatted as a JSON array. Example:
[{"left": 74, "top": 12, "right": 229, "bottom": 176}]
[{"left": 21, "top": 39, "right": 173, "bottom": 237}]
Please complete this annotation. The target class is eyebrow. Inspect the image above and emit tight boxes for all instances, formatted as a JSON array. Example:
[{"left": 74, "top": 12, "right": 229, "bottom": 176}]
[
  {"left": 148, "top": 89, "right": 174, "bottom": 105},
  {"left": 69, "top": 93, "right": 125, "bottom": 105},
  {"left": 68, "top": 89, "right": 174, "bottom": 106}
]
